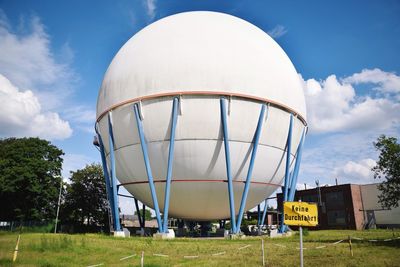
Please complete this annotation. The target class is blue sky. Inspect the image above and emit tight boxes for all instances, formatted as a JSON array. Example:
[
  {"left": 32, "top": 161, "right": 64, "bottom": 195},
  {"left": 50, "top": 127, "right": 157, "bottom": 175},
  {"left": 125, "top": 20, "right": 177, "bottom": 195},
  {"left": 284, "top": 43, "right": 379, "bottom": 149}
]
[{"left": 0, "top": 0, "right": 399, "bottom": 213}]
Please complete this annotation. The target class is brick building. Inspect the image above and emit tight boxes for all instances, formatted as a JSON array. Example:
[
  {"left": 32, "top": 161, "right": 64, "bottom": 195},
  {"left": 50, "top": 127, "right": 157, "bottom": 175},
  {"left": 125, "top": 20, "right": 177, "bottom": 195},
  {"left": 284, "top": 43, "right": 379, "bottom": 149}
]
[{"left": 277, "top": 183, "right": 400, "bottom": 230}]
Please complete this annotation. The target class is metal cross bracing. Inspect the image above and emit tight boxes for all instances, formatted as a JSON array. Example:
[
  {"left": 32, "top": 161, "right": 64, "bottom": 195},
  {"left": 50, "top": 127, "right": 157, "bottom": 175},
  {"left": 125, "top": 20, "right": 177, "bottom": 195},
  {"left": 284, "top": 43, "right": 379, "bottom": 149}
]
[
  {"left": 116, "top": 187, "right": 146, "bottom": 230},
  {"left": 134, "top": 198, "right": 146, "bottom": 229}
]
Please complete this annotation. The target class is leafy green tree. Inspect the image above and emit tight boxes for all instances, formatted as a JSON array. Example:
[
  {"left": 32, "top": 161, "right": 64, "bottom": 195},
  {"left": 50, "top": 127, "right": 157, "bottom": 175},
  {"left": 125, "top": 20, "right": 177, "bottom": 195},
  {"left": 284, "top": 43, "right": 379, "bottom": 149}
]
[
  {"left": 134, "top": 208, "right": 152, "bottom": 221},
  {"left": 62, "top": 163, "right": 109, "bottom": 229},
  {"left": 0, "top": 137, "right": 64, "bottom": 221},
  {"left": 372, "top": 135, "right": 400, "bottom": 208}
]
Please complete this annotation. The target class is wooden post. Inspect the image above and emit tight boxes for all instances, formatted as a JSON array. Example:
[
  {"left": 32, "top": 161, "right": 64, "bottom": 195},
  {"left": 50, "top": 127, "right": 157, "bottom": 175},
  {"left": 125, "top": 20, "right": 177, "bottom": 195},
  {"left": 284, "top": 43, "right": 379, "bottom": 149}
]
[
  {"left": 13, "top": 223, "right": 23, "bottom": 262},
  {"left": 261, "top": 238, "right": 265, "bottom": 266},
  {"left": 13, "top": 234, "right": 20, "bottom": 262},
  {"left": 348, "top": 235, "right": 353, "bottom": 256},
  {"left": 141, "top": 251, "right": 144, "bottom": 267}
]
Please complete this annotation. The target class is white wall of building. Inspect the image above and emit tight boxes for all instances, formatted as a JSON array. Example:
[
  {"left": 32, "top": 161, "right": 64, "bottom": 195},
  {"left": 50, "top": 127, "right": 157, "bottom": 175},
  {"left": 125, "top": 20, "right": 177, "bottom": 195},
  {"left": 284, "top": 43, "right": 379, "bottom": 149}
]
[{"left": 361, "top": 183, "right": 400, "bottom": 226}]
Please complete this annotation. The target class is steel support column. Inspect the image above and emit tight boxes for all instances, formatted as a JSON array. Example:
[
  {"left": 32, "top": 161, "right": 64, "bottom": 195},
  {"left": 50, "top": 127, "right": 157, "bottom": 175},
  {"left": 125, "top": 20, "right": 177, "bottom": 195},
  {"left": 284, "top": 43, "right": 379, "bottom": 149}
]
[
  {"left": 257, "top": 204, "right": 261, "bottom": 226},
  {"left": 280, "top": 114, "right": 293, "bottom": 233},
  {"left": 283, "top": 114, "right": 293, "bottom": 202},
  {"left": 134, "top": 103, "right": 163, "bottom": 232},
  {"left": 220, "top": 98, "right": 237, "bottom": 234},
  {"left": 260, "top": 199, "right": 268, "bottom": 226},
  {"left": 288, "top": 128, "right": 306, "bottom": 201},
  {"left": 162, "top": 97, "right": 179, "bottom": 233},
  {"left": 235, "top": 104, "right": 266, "bottom": 232},
  {"left": 95, "top": 127, "right": 116, "bottom": 232},
  {"left": 107, "top": 113, "right": 122, "bottom": 232}
]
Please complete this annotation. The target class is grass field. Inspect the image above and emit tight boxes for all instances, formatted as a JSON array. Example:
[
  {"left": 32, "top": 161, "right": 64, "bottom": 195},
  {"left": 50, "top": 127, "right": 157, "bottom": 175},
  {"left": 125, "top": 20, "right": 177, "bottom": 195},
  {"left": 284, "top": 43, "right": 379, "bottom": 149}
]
[{"left": 0, "top": 229, "right": 399, "bottom": 266}]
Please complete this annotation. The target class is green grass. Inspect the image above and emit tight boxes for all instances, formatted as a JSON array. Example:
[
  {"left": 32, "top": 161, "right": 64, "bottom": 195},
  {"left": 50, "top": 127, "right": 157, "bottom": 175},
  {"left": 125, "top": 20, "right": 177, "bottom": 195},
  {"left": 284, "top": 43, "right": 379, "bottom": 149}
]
[{"left": 0, "top": 229, "right": 399, "bottom": 266}]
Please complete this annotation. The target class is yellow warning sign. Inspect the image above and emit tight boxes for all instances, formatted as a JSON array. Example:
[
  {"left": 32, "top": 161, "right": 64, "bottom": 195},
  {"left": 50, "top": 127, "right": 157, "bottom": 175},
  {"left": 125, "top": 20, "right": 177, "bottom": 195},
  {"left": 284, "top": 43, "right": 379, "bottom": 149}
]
[{"left": 283, "top": 201, "right": 318, "bottom": 227}]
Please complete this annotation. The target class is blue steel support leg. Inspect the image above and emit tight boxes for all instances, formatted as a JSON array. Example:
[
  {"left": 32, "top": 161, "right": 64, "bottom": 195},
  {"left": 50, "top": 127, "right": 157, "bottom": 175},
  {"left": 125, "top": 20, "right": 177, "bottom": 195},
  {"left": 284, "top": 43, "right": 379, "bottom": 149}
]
[
  {"left": 220, "top": 98, "right": 237, "bottom": 234},
  {"left": 235, "top": 104, "right": 266, "bottom": 233},
  {"left": 261, "top": 199, "right": 268, "bottom": 226},
  {"left": 288, "top": 128, "right": 306, "bottom": 201},
  {"left": 283, "top": 114, "right": 293, "bottom": 202},
  {"left": 96, "top": 129, "right": 116, "bottom": 232},
  {"left": 134, "top": 103, "right": 163, "bottom": 233},
  {"left": 287, "top": 171, "right": 293, "bottom": 202},
  {"left": 107, "top": 113, "right": 122, "bottom": 232},
  {"left": 257, "top": 204, "right": 261, "bottom": 226},
  {"left": 280, "top": 114, "right": 293, "bottom": 233},
  {"left": 162, "top": 97, "right": 179, "bottom": 233}
]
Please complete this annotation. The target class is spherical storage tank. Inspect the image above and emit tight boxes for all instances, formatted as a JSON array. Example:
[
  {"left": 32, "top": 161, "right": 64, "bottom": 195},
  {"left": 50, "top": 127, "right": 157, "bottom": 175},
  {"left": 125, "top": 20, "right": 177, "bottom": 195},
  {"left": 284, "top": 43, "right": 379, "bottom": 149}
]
[{"left": 96, "top": 11, "right": 307, "bottom": 221}]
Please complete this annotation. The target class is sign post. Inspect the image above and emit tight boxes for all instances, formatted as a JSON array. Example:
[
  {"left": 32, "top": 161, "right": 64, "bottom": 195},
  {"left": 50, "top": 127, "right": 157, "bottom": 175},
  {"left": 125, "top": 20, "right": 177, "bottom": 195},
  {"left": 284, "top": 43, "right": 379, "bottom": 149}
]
[
  {"left": 299, "top": 225, "right": 303, "bottom": 267},
  {"left": 284, "top": 200, "right": 318, "bottom": 267}
]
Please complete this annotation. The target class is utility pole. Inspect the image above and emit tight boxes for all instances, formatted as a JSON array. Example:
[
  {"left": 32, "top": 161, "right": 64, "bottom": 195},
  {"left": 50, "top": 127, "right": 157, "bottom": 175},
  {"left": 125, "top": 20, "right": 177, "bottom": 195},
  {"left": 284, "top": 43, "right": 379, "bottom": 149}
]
[
  {"left": 315, "top": 179, "right": 322, "bottom": 206},
  {"left": 54, "top": 176, "right": 63, "bottom": 234}
]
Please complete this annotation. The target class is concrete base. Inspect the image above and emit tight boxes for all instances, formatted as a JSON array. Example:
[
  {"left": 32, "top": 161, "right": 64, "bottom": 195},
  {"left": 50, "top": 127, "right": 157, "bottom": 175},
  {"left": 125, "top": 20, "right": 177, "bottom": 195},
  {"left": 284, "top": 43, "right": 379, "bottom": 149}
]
[
  {"left": 153, "top": 229, "right": 175, "bottom": 239},
  {"left": 114, "top": 231, "right": 126, "bottom": 238},
  {"left": 225, "top": 233, "right": 246, "bottom": 240},
  {"left": 114, "top": 228, "right": 130, "bottom": 238}
]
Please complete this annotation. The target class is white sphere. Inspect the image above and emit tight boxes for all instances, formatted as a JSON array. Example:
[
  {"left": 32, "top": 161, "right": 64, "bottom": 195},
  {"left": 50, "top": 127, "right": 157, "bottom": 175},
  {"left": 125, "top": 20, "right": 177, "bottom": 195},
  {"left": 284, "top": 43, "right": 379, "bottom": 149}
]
[{"left": 97, "top": 11, "right": 307, "bottom": 220}]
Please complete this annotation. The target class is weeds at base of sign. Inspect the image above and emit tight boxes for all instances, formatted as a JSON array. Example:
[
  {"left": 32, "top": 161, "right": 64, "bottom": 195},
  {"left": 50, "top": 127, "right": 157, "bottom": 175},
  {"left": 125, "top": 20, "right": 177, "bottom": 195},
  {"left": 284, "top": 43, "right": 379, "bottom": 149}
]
[{"left": 295, "top": 228, "right": 309, "bottom": 236}]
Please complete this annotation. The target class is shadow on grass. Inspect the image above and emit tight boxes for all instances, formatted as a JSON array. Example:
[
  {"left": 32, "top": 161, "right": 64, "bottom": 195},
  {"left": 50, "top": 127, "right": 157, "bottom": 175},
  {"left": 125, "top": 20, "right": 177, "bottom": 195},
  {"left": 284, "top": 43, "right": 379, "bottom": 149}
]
[{"left": 0, "top": 258, "right": 13, "bottom": 267}]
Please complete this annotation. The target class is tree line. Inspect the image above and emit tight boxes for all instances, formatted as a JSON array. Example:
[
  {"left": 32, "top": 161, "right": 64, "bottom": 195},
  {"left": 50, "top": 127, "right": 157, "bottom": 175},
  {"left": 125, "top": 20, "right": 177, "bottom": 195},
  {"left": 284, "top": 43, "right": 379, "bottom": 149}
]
[
  {"left": 0, "top": 135, "right": 399, "bottom": 233},
  {"left": 0, "top": 137, "right": 109, "bottom": 232}
]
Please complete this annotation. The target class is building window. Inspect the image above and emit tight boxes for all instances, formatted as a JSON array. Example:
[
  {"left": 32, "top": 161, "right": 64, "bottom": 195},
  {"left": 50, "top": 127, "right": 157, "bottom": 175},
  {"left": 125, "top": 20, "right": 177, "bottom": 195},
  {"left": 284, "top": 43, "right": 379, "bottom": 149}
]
[
  {"left": 325, "top": 191, "right": 344, "bottom": 208},
  {"left": 327, "top": 210, "right": 346, "bottom": 226}
]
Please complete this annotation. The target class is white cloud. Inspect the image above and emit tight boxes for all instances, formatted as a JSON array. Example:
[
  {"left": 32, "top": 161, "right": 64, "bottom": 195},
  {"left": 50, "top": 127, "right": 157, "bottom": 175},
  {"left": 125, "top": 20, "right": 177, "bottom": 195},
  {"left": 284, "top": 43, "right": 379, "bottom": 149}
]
[
  {"left": 343, "top": 68, "right": 400, "bottom": 94},
  {"left": 62, "top": 106, "right": 96, "bottom": 134},
  {"left": 144, "top": 0, "right": 157, "bottom": 20},
  {"left": 0, "top": 74, "right": 72, "bottom": 140},
  {"left": 334, "top": 158, "right": 376, "bottom": 182},
  {"left": 300, "top": 72, "right": 400, "bottom": 133},
  {"left": 0, "top": 12, "right": 96, "bottom": 137},
  {"left": 268, "top": 25, "right": 288, "bottom": 39},
  {"left": 0, "top": 15, "right": 76, "bottom": 110},
  {"left": 298, "top": 66, "right": 400, "bottom": 185},
  {"left": 63, "top": 106, "right": 96, "bottom": 124},
  {"left": 298, "top": 127, "right": 397, "bottom": 187}
]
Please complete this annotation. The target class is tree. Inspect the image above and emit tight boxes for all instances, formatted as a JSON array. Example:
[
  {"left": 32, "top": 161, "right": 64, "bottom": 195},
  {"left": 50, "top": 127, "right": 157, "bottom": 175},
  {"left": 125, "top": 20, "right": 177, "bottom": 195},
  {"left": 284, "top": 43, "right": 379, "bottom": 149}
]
[
  {"left": 372, "top": 135, "right": 400, "bottom": 208},
  {"left": 0, "top": 137, "right": 64, "bottom": 221},
  {"left": 62, "top": 163, "right": 109, "bottom": 230},
  {"left": 134, "top": 208, "right": 152, "bottom": 221}
]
